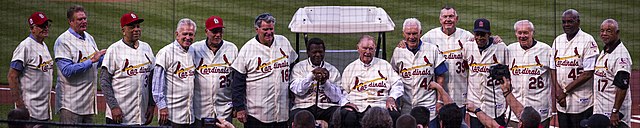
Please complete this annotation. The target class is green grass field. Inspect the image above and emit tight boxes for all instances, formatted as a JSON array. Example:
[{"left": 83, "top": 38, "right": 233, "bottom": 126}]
[{"left": 0, "top": 0, "right": 638, "bottom": 84}]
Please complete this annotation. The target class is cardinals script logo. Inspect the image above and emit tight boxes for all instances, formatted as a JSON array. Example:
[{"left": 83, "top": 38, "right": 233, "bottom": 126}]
[
  {"left": 510, "top": 56, "right": 543, "bottom": 75},
  {"left": 121, "top": 54, "right": 152, "bottom": 76},
  {"left": 594, "top": 59, "right": 608, "bottom": 77},
  {"left": 197, "top": 54, "right": 231, "bottom": 75},
  {"left": 174, "top": 61, "right": 195, "bottom": 79},
  {"left": 399, "top": 56, "right": 433, "bottom": 78},
  {"left": 36, "top": 55, "right": 54, "bottom": 72},
  {"left": 469, "top": 55, "right": 499, "bottom": 73},
  {"left": 442, "top": 40, "right": 465, "bottom": 60},
  {"left": 256, "top": 48, "right": 289, "bottom": 73},
  {"left": 554, "top": 47, "right": 581, "bottom": 67},
  {"left": 77, "top": 51, "right": 98, "bottom": 63},
  {"left": 352, "top": 71, "right": 387, "bottom": 92}
]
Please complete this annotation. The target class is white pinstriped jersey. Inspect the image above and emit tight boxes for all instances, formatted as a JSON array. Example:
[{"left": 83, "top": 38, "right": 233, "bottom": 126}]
[
  {"left": 190, "top": 40, "right": 238, "bottom": 119},
  {"left": 421, "top": 27, "right": 476, "bottom": 107},
  {"left": 102, "top": 40, "right": 155, "bottom": 125},
  {"left": 552, "top": 30, "right": 600, "bottom": 113},
  {"left": 290, "top": 59, "right": 343, "bottom": 109},
  {"left": 155, "top": 41, "right": 196, "bottom": 124},
  {"left": 467, "top": 42, "right": 508, "bottom": 118},
  {"left": 593, "top": 42, "right": 632, "bottom": 126},
  {"left": 341, "top": 58, "right": 403, "bottom": 113},
  {"left": 230, "top": 35, "right": 298, "bottom": 123},
  {"left": 506, "top": 41, "right": 553, "bottom": 122},
  {"left": 54, "top": 30, "right": 98, "bottom": 115},
  {"left": 390, "top": 43, "right": 444, "bottom": 121},
  {"left": 12, "top": 37, "right": 54, "bottom": 120}
]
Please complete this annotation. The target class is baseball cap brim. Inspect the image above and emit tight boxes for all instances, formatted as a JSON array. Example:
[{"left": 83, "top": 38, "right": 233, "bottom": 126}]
[
  {"left": 125, "top": 19, "right": 144, "bottom": 26},
  {"left": 474, "top": 28, "right": 490, "bottom": 33}
]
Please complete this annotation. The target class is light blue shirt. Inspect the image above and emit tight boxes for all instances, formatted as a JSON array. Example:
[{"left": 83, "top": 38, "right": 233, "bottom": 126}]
[{"left": 152, "top": 65, "right": 167, "bottom": 109}]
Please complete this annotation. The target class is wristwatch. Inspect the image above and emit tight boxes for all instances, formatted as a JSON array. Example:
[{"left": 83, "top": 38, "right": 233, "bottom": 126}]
[{"left": 472, "top": 108, "right": 482, "bottom": 114}]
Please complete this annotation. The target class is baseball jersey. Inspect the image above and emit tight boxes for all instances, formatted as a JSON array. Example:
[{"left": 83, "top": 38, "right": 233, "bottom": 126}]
[
  {"left": 102, "top": 39, "right": 155, "bottom": 125},
  {"left": 467, "top": 42, "right": 508, "bottom": 119},
  {"left": 230, "top": 35, "right": 298, "bottom": 123},
  {"left": 11, "top": 36, "right": 54, "bottom": 120},
  {"left": 390, "top": 42, "right": 444, "bottom": 121},
  {"left": 506, "top": 41, "right": 553, "bottom": 122},
  {"left": 421, "top": 27, "right": 476, "bottom": 107},
  {"left": 552, "top": 29, "right": 600, "bottom": 113},
  {"left": 593, "top": 42, "right": 632, "bottom": 126},
  {"left": 290, "top": 59, "right": 343, "bottom": 109},
  {"left": 155, "top": 41, "right": 196, "bottom": 124},
  {"left": 341, "top": 58, "right": 403, "bottom": 112},
  {"left": 54, "top": 29, "right": 98, "bottom": 115},
  {"left": 189, "top": 39, "right": 238, "bottom": 120}
]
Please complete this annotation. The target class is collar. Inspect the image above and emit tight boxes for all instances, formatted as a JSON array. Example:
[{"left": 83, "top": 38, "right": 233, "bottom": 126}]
[
  {"left": 604, "top": 39, "right": 621, "bottom": 54},
  {"left": 206, "top": 38, "right": 224, "bottom": 51},
  {"left": 479, "top": 37, "right": 494, "bottom": 52},
  {"left": 68, "top": 28, "right": 85, "bottom": 40},
  {"left": 121, "top": 39, "right": 137, "bottom": 49},
  {"left": 173, "top": 40, "right": 188, "bottom": 52},
  {"left": 28, "top": 34, "right": 37, "bottom": 42},
  {"left": 521, "top": 40, "right": 537, "bottom": 50},
  {"left": 307, "top": 59, "right": 324, "bottom": 68},
  {"left": 405, "top": 40, "right": 422, "bottom": 54},
  {"left": 359, "top": 58, "right": 375, "bottom": 67}
]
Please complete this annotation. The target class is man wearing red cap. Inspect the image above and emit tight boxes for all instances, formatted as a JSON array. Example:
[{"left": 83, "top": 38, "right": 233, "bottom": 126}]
[
  {"left": 9, "top": 11, "right": 54, "bottom": 123},
  {"left": 100, "top": 12, "right": 156, "bottom": 125},
  {"left": 54, "top": 5, "right": 106, "bottom": 124},
  {"left": 189, "top": 16, "right": 238, "bottom": 126}
]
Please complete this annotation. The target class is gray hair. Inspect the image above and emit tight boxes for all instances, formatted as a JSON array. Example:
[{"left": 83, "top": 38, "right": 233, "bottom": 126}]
[
  {"left": 514, "top": 20, "right": 535, "bottom": 32},
  {"left": 440, "top": 5, "right": 458, "bottom": 16},
  {"left": 358, "top": 35, "right": 376, "bottom": 47},
  {"left": 403, "top": 18, "right": 422, "bottom": 31},
  {"left": 176, "top": 18, "right": 196, "bottom": 33},
  {"left": 562, "top": 9, "right": 580, "bottom": 20},
  {"left": 601, "top": 19, "right": 619, "bottom": 31},
  {"left": 254, "top": 13, "right": 276, "bottom": 28}
]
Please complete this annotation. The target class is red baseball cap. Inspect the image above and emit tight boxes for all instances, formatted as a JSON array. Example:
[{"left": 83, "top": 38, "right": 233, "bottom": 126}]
[
  {"left": 120, "top": 12, "right": 144, "bottom": 28},
  {"left": 29, "top": 12, "right": 52, "bottom": 26},
  {"left": 205, "top": 16, "right": 224, "bottom": 30}
]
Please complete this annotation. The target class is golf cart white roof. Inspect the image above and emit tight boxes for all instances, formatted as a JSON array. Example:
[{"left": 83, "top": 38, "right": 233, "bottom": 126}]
[{"left": 288, "top": 6, "right": 395, "bottom": 33}]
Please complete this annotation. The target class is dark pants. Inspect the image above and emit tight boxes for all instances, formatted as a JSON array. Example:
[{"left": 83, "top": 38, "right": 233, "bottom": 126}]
[
  {"left": 244, "top": 115, "right": 288, "bottom": 128},
  {"left": 470, "top": 114, "right": 506, "bottom": 128},
  {"left": 290, "top": 106, "right": 339, "bottom": 124},
  {"left": 558, "top": 107, "right": 593, "bottom": 128}
]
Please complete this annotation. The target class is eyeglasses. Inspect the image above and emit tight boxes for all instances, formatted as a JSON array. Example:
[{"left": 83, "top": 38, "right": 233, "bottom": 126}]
[
  {"left": 36, "top": 22, "right": 50, "bottom": 29},
  {"left": 209, "top": 28, "right": 224, "bottom": 33}
]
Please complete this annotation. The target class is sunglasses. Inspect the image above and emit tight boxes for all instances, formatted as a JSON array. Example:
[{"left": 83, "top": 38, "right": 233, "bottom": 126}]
[{"left": 36, "top": 22, "right": 50, "bottom": 29}]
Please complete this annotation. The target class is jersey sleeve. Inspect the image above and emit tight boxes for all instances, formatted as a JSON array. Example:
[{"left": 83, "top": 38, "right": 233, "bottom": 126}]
[
  {"left": 54, "top": 38, "right": 73, "bottom": 60},
  {"left": 582, "top": 39, "right": 600, "bottom": 71},
  {"left": 549, "top": 41, "right": 557, "bottom": 70},
  {"left": 101, "top": 47, "right": 116, "bottom": 74},
  {"left": 231, "top": 47, "right": 248, "bottom": 74},
  {"left": 11, "top": 43, "right": 27, "bottom": 67},
  {"left": 613, "top": 56, "right": 632, "bottom": 74},
  {"left": 154, "top": 49, "right": 167, "bottom": 69}
]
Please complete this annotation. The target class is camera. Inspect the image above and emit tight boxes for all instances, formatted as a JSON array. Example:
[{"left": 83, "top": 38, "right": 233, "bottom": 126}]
[
  {"left": 203, "top": 117, "right": 220, "bottom": 128},
  {"left": 489, "top": 64, "right": 510, "bottom": 84}
]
